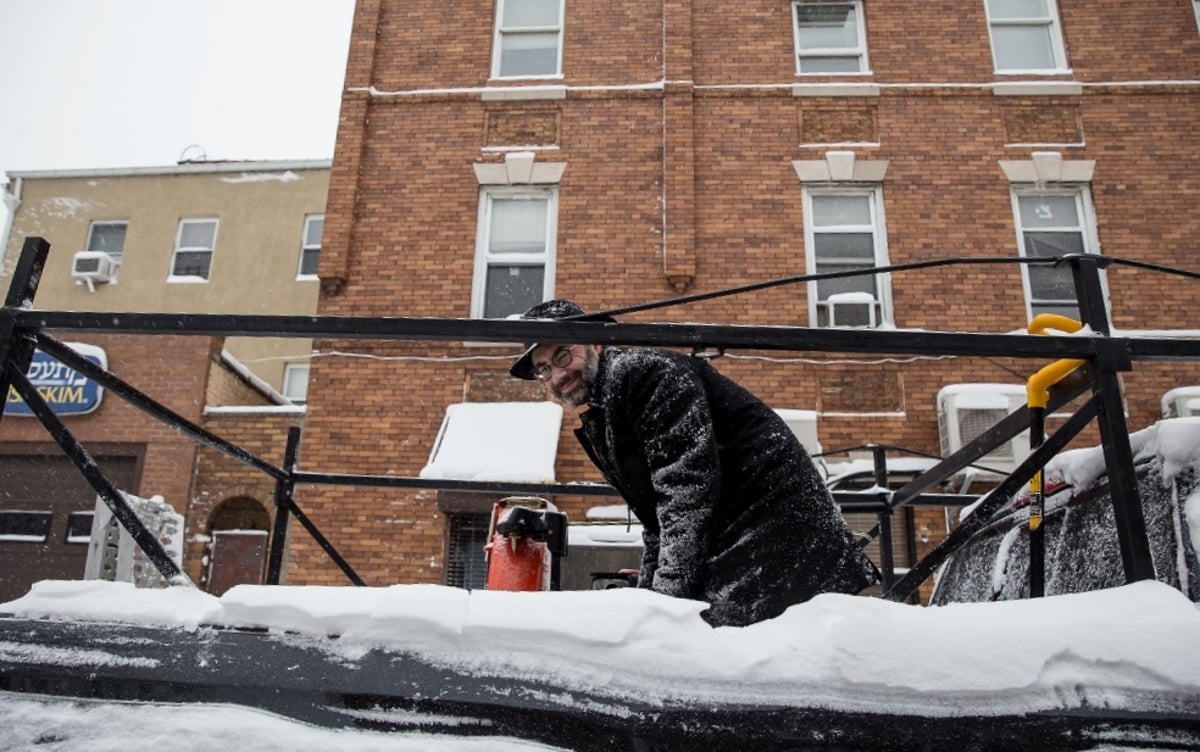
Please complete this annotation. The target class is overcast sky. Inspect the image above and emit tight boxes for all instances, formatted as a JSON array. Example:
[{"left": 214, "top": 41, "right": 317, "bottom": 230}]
[{"left": 0, "top": 0, "right": 355, "bottom": 183}]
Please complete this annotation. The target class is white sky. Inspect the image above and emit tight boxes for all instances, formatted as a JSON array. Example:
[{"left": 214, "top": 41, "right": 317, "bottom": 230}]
[{"left": 0, "top": 0, "right": 355, "bottom": 225}]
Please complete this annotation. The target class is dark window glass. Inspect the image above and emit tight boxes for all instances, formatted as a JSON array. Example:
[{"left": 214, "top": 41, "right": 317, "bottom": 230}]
[{"left": 0, "top": 511, "right": 53, "bottom": 542}]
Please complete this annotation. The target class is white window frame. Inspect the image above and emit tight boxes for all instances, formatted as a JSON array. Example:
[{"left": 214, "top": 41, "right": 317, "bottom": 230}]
[
  {"left": 282, "top": 362, "right": 310, "bottom": 404},
  {"left": 85, "top": 221, "right": 128, "bottom": 262},
  {"left": 984, "top": 0, "right": 1069, "bottom": 74},
  {"left": 1010, "top": 186, "right": 1107, "bottom": 322},
  {"left": 491, "top": 0, "right": 565, "bottom": 79},
  {"left": 802, "top": 187, "right": 892, "bottom": 328},
  {"left": 168, "top": 218, "right": 219, "bottom": 282},
  {"left": 84, "top": 220, "right": 127, "bottom": 284},
  {"left": 1195, "top": 1, "right": 1200, "bottom": 35},
  {"left": 471, "top": 186, "right": 558, "bottom": 319},
  {"left": 791, "top": 0, "right": 870, "bottom": 75},
  {"left": 297, "top": 214, "right": 323, "bottom": 279}
]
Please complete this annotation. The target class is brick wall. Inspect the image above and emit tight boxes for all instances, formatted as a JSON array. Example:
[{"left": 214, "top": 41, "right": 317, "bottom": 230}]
[
  {"left": 187, "top": 409, "right": 305, "bottom": 584},
  {"left": 291, "top": 0, "right": 1200, "bottom": 594}
]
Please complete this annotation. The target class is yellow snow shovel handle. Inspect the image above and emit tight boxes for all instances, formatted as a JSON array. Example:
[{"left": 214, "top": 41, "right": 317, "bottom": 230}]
[{"left": 1026, "top": 315, "right": 1086, "bottom": 409}]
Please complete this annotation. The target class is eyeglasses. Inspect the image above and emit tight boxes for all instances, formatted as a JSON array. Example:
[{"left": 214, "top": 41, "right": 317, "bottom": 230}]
[{"left": 533, "top": 345, "right": 577, "bottom": 382}]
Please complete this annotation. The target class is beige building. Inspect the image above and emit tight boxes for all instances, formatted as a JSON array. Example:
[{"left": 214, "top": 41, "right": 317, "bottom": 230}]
[
  {"left": 2, "top": 159, "right": 330, "bottom": 398},
  {"left": 0, "top": 160, "right": 325, "bottom": 601}
]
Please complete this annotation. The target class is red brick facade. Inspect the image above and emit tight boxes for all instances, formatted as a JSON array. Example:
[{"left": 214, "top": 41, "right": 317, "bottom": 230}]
[{"left": 291, "top": 1, "right": 1200, "bottom": 591}]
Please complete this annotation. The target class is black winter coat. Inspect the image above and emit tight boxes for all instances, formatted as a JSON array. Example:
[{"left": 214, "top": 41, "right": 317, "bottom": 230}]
[{"left": 575, "top": 347, "right": 879, "bottom": 627}]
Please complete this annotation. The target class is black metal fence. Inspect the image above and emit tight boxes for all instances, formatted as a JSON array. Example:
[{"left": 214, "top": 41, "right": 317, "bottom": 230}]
[{"left": 4, "top": 235, "right": 1199, "bottom": 600}]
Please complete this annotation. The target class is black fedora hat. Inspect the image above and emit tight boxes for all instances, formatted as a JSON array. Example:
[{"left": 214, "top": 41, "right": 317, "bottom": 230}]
[{"left": 509, "top": 299, "right": 617, "bottom": 380}]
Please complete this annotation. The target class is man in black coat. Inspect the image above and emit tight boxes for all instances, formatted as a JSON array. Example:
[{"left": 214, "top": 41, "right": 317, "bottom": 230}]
[{"left": 510, "top": 299, "right": 880, "bottom": 627}]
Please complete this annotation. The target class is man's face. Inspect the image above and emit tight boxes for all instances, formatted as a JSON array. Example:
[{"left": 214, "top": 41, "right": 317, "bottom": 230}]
[{"left": 531, "top": 343, "right": 600, "bottom": 408}]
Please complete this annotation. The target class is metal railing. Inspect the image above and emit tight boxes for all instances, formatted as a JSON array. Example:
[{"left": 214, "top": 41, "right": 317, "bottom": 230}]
[{"left": 5, "top": 235, "right": 1198, "bottom": 598}]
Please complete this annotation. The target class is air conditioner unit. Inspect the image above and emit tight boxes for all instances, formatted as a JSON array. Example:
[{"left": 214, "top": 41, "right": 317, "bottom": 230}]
[
  {"left": 774, "top": 408, "right": 821, "bottom": 455},
  {"left": 826, "top": 291, "right": 878, "bottom": 328},
  {"left": 937, "top": 384, "right": 1030, "bottom": 475},
  {"left": 72, "top": 251, "right": 119, "bottom": 291},
  {"left": 1162, "top": 386, "right": 1200, "bottom": 418}
]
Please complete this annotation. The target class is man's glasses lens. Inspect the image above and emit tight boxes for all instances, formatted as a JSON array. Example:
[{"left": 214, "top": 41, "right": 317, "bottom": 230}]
[{"left": 535, "top": 346, "right": 575, "bottom": 381}]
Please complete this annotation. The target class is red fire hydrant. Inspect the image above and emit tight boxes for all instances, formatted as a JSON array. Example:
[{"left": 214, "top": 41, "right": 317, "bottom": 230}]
[{"left": 484, "top": 497, "right": 568, "bottom": 591}]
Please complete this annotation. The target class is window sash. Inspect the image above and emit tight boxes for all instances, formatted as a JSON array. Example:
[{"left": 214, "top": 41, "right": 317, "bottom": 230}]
[
  {"left": 804, "top": 189, "right": 889, "bottom": 328},
  {"left": 282, "top": 363, "right": 310, "bottom": 404},
  {"left": 299, "top": 215, "right": 324, "bottom": 277},
  {"left": 494, "top": 0, "right": 563, "bottom": 78},
  {"left": 793, "top": 1, "right": 867, "bottom": 74},
  {"left": 1012, "top": 190, "right": 1100, "bottom": 320},
  {"left": 985, "top": 0, "right": 1065, "bottom": 72},
  {"left": 65, "top": 511, "right": 94, "bottom": 544},
  {"left": 170, "top": 219, "right": 218, "bottom": 280},
  {"left": 86, "top": 221, "right": 128, "bottom": 260},
  {"left": 474, "top": 189, "right": 556, "bottom": 319}
]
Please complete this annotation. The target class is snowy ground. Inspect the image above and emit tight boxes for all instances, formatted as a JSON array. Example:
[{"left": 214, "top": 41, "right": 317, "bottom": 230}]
[{"left": 3, "top": 577, "right": 1200, "bottom": 750}]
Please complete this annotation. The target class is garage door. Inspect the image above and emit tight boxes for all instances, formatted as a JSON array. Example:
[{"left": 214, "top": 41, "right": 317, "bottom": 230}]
[{"left": 0, "top": 452, "right": 138, "bottom": 603}]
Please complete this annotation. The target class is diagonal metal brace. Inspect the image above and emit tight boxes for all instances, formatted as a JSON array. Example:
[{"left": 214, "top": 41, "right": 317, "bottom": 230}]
[
  {"left": 6, "top": 366, "right": 190, "bottom": 586},
  {"left": 883, "top": 394, "right": 1100, "bottom": 602}
]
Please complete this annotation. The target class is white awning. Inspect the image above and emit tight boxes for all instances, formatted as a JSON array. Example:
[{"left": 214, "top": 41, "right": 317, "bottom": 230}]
[{"left": 419, "top": 401, "right": 563, "bottom": 483}]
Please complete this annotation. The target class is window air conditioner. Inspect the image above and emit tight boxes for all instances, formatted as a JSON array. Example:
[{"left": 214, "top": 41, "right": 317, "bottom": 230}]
[
  {"left": 936, "top": 384, "right": 1030, "bottom": 476},
  {"left": 774, "top": 408, "right": 821, "bottom": 455},
  {"left": 1162, "top": 386, "right": 1200, "bottom": 418},
  {"left": 72, "top": 251, "right": 119, "bottom": 291},
  {"left": 826, "top": 291, "right": 878, "bottom": 328}
]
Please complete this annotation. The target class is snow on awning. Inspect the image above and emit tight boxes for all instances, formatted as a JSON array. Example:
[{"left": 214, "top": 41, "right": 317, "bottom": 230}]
[{"left": 419, "top": 401, "right": 563, "bottom": 483}]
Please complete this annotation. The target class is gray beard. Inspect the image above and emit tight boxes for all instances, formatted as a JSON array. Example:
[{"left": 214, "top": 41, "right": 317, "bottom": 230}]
[{"left": 559, "top": 348, "right": 599, "bottom": 408}]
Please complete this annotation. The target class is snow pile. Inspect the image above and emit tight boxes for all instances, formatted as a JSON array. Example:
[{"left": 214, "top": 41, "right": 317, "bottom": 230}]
[
  {"left": 420, "top": 401, "right": 563, "bottom": 482},
  {"left": 4, "top": 577, "right": 1199, "bottom": 717}
]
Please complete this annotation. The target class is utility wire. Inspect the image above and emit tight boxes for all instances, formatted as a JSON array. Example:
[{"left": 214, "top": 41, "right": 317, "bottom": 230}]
[{"left": 576, "top": 254, "right": 1200, "bottom": 321}]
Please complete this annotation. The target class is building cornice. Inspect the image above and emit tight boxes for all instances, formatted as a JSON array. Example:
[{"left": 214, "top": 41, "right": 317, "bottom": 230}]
[{"left": 6, "top": 159, "right": 332, "bottom": 180}]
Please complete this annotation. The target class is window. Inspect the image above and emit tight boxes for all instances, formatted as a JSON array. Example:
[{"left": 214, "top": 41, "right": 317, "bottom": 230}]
[
  {"left": 985, "top": 0, "right": 1067, "bottom": 73},
  {"left": 298, "top": 215, "right": 323, "bottom": 278},
  {"left": 473, "top": 187, "right": 557, "bottom": 318},
  {"left": 0, "top": 510, "right": 52, "bottom": 543},
  {"left": 445, "top": 513, "right": 491, "bottom": 589},
  {"left": 1012, "top": 189, "right": 1102, "bottom": 320},
  {"left": 86, "top": 221, "right": 128, "bottom": 262},
  {"left": 65, "top": 511, "right": 94, "bottom": 544},
  {"left": 169, "top": 219, "right": 218, "bottom": 281},
  {"left": 1195, "top": 1, "right": 1200, "bottom": 34},
  {"left": 492, "top": 0, "right": 563, "bottom": 78},
  {"left": 282, "top": 363, "right": 310, "bottom": 404},
  {"left": 803, "top": 189, "right": 891, "bottom": 327},
  {"left": 792, "top": 1, "right": 868, "bottom": 74}
]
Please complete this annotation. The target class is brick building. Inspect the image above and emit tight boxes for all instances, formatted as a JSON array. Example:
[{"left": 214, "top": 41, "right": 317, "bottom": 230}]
[
  {"left": 0, "top": 161, "right": 322, "bottom": 599},
  {"left": 284, "top": 1, "right": 1199, "bottom": 592}
]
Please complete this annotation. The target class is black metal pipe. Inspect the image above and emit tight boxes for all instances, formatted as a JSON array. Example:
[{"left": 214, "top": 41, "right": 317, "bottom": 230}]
[
  {"left": 883, "top": 395, "right": 1100, "bottom": 602},
  {"left": 7, "top": 367, "right": 189, "bottom": 585},
  {"left": 0, "top": 237, "right": 50, "bottom": 423},
  {"left": 267, "top": 427, "right": 302, "bottom": 585},
  {"left": 888, "top": 373, "right": 1092, "bottom": 510},
  {"left": 17, "top": 308, "right": 1200, "bottom": 361},
  {"left": 1028, "top": 405, "right": 1046, "bottom": 598},
  {"left": 35, "top": 332, "right": 288, "bottom": 482},
  {"left": 1070, "top": 256, "right": 1156, "bottom": 584},
  {"left": 291, "top": 471, "right": 619, "bottom": 496},
  {"left": 870, "top": 445, "right": 896, "bottom": 589}
]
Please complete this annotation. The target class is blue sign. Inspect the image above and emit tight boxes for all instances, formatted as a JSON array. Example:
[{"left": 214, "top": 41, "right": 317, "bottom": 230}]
[{"left": 5, "top": 343, "right": 106, "bottom": 416}]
